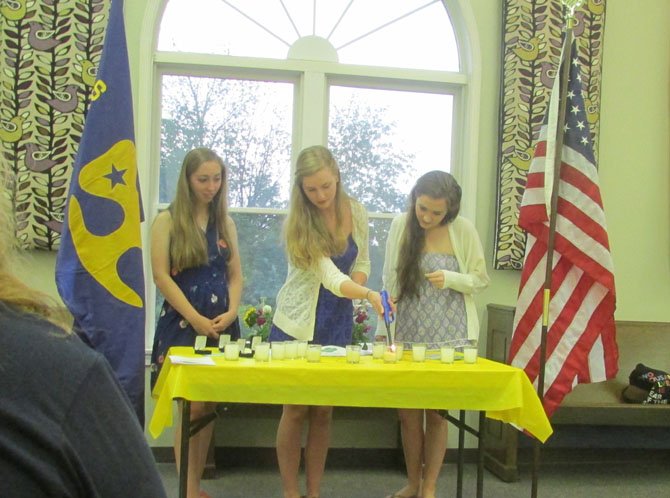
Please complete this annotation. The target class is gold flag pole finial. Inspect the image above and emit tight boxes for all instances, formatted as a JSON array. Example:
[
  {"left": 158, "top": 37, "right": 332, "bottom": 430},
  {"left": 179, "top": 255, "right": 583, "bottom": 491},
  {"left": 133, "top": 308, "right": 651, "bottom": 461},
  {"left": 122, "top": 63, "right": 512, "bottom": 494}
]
[{"left": 562, "top": 0, "right": 584, "bottom": 27}]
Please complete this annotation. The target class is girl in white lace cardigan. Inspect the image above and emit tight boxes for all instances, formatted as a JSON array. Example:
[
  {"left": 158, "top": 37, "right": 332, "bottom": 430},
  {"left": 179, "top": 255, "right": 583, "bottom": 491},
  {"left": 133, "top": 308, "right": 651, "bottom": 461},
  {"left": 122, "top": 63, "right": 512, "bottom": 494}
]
[{"left": 269, "top": 145, "right": 384, "bottom": 498}]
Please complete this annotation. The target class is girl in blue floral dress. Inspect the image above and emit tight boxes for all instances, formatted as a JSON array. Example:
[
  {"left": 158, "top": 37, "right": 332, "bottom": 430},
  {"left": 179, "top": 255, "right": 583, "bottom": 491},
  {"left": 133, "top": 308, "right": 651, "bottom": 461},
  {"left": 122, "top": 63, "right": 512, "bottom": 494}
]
[{"left": 150, "top": 148, "right": 242, "bottom": 498}]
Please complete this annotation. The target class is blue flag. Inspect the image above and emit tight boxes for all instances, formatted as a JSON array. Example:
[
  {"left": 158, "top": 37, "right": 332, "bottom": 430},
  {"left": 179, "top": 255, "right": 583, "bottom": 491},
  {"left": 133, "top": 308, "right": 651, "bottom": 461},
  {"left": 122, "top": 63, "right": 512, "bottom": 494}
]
[{"left": 56, "top": 0, "right": 145, "bottom": 425}]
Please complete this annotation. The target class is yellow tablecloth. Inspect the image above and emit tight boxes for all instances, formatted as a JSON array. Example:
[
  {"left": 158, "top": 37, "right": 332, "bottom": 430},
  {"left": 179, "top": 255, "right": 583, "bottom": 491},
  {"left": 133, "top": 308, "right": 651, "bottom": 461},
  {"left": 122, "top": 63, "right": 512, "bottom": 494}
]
[{"left": 149, "top": 347, "right": 552, "bottom": 443}]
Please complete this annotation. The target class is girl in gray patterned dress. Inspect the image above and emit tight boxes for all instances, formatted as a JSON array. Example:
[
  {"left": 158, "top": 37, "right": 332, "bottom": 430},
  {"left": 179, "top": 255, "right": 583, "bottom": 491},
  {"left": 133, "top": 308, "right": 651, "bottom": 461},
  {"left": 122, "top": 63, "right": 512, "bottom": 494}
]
[{"left": 379, "top": 171, "right": 489, "bottom": 498}]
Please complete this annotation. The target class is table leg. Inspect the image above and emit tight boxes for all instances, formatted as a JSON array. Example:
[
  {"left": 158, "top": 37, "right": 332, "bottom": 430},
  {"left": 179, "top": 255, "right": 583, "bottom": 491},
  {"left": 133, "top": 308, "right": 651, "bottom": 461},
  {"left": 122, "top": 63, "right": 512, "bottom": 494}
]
[
  {"left": 476, "top": 411, "right": 485, "bottom": 498},
  {"left": 456, "top": 410, "right": 465, "bottom": 498},
  {"left": 179, "top": 400, "right": 191, "bottom": 498}
]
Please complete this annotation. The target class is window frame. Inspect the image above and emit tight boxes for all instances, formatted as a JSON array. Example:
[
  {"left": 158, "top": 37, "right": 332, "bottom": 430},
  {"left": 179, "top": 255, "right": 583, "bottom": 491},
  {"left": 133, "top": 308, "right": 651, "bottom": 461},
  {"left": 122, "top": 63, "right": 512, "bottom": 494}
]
[{"left": 136, "top": 0, "right": 482, "bottom": 354}]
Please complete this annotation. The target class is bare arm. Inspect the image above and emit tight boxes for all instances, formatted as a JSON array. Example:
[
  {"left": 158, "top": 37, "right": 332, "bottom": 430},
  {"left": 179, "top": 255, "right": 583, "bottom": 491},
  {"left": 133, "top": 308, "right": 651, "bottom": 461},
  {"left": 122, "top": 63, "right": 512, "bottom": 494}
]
[
  {"left": 151, "top": 211, "right": 217, "bottom": 338},
  {"left": 338, "top": 279, "right": 384, "bottom": 317}
]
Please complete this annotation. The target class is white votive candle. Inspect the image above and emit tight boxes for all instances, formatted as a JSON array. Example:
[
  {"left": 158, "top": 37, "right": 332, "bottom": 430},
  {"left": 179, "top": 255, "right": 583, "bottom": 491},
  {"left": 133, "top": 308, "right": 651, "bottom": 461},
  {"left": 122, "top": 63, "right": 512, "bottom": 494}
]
[
  {"left": 383, "top": 347, "right": 397, "bottom": 363},
  {"left": 412, "top": 343, "right": 426, "bottom": 362},
  {"left": 394, "top": 342, "right": 404, "bottom": 361},
  {"left": 296, "top": 340, "right": 308, "bottom": 359},
  {"left": 463, "top": 347, "right": 478, "bottom": 364},
  {"left": 440, "top": 346, "right": 455, "bottom": 364},
  {"left": 346, "top": 344, "right": 361, "bottom": 363},
  {"left": 306, "top": 344, "right": 321, "bottom": 363},
  {"left": 271, "top": 342, "right": 286, "bottom": 360},
  {"left": 250, "top": 335, "right": 261, "bottom": 350},
  {"left": 372, "top": 341, "right": 385, "bottom": 359},
  {"left": 285, "top": 340, "right": 298, "bottom": 359},
  {"left": 254, "top": 342, "right": 270, "bottom": 361},
  {"left": 224, "top": 343, "right": 239, "bottom": 361}
]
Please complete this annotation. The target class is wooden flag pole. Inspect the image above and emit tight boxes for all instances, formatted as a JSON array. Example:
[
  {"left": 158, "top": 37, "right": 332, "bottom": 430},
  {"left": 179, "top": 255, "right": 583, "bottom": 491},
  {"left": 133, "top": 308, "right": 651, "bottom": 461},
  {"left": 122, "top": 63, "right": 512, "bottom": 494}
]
[{"left": 530, "top": 2, "right": 580, "bottom": 495}]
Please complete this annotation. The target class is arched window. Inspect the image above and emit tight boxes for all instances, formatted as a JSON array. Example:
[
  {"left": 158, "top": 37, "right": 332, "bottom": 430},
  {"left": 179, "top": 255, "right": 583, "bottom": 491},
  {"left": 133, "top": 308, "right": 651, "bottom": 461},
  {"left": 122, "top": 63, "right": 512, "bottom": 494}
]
[{"left": 139, "top": 0, "right": 480, "bottom": 338}]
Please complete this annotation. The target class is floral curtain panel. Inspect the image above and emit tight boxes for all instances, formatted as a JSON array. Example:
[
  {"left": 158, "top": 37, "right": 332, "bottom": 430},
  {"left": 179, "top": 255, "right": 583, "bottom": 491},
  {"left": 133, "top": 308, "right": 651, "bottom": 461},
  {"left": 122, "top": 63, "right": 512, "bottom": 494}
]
[
  {"left": 493, "top": 0, "right": 605, "bottom": 270},
  {"left": 0, "top": 0, "right": 111, "bottom": 250}
]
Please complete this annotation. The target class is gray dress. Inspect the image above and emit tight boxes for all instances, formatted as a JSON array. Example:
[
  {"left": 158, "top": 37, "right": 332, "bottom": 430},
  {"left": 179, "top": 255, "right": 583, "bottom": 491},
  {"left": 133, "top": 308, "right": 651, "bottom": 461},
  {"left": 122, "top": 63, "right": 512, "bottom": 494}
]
[{"left": 395, "top": 253, "right": 468, "bottom": 349}]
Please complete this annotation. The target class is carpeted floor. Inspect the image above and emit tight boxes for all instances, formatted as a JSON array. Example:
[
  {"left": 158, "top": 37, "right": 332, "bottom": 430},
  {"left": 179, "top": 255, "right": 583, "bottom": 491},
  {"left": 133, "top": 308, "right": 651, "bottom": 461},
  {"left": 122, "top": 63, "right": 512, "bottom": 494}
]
[{"left": 157, "top": 454, "right": 669, "bottom": 498}]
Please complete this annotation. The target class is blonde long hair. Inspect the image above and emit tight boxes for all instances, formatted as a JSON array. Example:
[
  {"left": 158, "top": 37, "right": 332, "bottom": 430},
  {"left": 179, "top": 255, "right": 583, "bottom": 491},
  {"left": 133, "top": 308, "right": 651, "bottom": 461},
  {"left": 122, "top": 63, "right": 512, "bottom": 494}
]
[
  {"left": 0, "top": 175, "right": 69, "bottom": 329},
  {"left": 285, "top": 145, "right": 349, "bottom": 269},
  {"left": 169, "top": 148, "right": 231, "bottom": 271}
]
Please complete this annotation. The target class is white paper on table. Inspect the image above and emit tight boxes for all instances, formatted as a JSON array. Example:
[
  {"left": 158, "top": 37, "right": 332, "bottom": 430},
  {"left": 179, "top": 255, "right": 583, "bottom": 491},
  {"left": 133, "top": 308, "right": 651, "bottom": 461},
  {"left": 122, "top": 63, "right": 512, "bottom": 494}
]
[{"left": 169, "top": 355, "right": 216, "bottom": 366}]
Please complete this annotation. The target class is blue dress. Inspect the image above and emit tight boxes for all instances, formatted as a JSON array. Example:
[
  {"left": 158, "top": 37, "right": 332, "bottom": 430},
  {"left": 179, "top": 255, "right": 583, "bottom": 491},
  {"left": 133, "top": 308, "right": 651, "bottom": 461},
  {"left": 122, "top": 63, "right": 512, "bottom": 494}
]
[
  {"left": 269, "top": 235, "right": 358, "bottom": 347},
  {"left": 150, "top": 221, "right": 240, "bottom": 387}
]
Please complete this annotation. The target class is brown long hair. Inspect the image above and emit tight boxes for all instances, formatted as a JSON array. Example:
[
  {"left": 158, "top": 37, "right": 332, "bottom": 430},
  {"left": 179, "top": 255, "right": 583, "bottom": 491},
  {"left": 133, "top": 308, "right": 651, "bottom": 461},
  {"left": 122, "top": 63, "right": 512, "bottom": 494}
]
[
  {"left": 284, "top": 145, "right": 349, "bottom": 269},
  {"left": 0, "top": 175, "right": 70, "bottom": 329},
  {"left": 168, "top": 148, "right": 231, "bottom": 271},
  {"left": 397, "top": 171, "right": 461, "bottom": 301}
]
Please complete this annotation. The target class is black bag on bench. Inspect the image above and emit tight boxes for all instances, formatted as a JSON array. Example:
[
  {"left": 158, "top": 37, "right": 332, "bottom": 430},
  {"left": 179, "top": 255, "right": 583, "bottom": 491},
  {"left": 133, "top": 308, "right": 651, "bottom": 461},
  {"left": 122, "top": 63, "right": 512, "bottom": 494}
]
[{"left": 622, "top": 363, "right": 670, "bottom": 404}]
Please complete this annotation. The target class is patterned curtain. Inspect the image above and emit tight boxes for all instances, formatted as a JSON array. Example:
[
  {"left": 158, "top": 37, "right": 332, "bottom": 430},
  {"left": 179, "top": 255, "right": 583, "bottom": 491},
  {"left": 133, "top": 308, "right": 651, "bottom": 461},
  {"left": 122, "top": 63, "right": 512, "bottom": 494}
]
[
  {"left": 0, "top": 0, "right": 111, "bottom": 250},
  {"left": 493, "top": 0, "right": 605, "bottom": 270}
]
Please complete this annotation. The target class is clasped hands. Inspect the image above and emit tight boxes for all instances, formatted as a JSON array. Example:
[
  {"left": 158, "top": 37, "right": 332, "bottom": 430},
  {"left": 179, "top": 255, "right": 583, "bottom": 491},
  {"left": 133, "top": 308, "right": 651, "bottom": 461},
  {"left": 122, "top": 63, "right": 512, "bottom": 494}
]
[{"left": 192, "top": 310, "right": 237, "bottom": 339}]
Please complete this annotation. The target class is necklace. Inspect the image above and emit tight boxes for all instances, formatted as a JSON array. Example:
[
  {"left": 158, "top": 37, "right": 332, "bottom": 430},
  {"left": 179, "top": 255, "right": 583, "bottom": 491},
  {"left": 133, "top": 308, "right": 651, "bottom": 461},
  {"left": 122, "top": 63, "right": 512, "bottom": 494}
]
[{"left": 197, "top": 215, "right": 209, "bottom": 231}]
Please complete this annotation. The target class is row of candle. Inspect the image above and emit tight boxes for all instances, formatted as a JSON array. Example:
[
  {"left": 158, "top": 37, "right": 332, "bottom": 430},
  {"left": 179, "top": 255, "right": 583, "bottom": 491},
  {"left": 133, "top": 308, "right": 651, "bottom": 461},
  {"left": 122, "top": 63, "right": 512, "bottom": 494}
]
[
  {"left": 369, "top": 341, "right": 478, "bottom": 364},
  {"left": 217, "top": 339, "right": 320, "bottom": 362},
  {"left": 215, "top": 339, "right": 478, "bottom": 365}
]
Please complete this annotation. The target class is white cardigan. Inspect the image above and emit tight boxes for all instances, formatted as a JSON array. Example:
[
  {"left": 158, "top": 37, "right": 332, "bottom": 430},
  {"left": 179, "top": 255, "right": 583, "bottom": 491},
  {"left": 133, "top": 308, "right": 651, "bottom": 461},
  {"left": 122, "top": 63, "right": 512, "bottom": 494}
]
[
  {"left": 376, "top": 213, "right": 490, "bottom": 342},
  {"left": 272, "top": 200, "right": 370, "bottom": 341}
]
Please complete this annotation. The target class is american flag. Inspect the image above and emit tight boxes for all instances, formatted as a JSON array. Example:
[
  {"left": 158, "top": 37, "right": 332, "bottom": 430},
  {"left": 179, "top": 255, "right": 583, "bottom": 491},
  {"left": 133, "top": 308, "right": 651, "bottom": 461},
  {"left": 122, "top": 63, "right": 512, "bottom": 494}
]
[{"left": 508, "top": 40, "right": 618, "bottom": 417}]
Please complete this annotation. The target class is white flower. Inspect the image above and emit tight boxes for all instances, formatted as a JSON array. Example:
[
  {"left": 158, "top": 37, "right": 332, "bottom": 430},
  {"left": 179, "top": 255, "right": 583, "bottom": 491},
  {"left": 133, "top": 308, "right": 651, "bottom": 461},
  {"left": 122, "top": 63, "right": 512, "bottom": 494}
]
[{"left": 262, "top": 305, "right": 272, "bottom": 315}]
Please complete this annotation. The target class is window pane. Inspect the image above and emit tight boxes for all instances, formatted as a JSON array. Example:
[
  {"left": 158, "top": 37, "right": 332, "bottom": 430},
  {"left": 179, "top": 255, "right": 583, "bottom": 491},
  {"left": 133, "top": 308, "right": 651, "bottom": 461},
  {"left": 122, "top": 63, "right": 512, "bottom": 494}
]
[
  {"left": 159, "top": 75, "right": 293, "bottom": 208},
  {"left": 328, "top": 85, "right": 453, "bottom": 213},
  {"left": 158, "top": 0, "right": 459, "bottom": 71},
  {"left": 158, "top": 0, "right": 292, "bottom": 57},
  {"left": 331, "top": 0, "right": 459, "bottom": 71},
  {"left": 232, "top": 212, "right": 286, "bottom": 307}
]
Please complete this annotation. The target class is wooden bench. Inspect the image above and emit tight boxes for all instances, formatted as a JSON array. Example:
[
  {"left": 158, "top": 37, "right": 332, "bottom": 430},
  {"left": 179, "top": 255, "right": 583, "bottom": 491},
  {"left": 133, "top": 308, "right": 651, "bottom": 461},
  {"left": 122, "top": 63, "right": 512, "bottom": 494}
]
[{"left": 483, "top": 304, "right": 670, "bottom": 481}]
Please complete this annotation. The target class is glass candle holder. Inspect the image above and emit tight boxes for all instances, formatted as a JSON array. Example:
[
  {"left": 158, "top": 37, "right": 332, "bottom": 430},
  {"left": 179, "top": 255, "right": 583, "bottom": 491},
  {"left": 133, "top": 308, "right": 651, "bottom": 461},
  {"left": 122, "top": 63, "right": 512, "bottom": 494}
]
[
  {"left": 393, "top": 342, "right": 404, "bottom": 361},
  {"left": 250, "top": 335, "right": 261, "bottom": 350},
  {"left": 383, "top": 346, "right": 397, "bottom": 363},
  {"left": 306, "top": 344, "right": 322, "bottom": 363},
  {"left": 236, "top": 338, "right": 247, "bottom": 350},
  {"left": 440, "top": 346, "right": 455, "bottom": 364},
  {"left": 254, "top": 342, "right": 270, "bottom": 361},
  {"left": 346, "top": 344, "right": 361, "bottom": 364},
  {"left": 412, "top": 343, "right": 427, "bottom": 362},
  {"left": 372, "top": 341, "right": 385, "bottom": 359},
  {"left": 285, "top": 340, "right": 298, "bottom": 360},
  {"left": 224, "top": 343, "right": 239, "bottom": 361},
  {"left": 296, "top": 340, "right": 308, "bottom": 359},
  {"left": 463, "top": 340, "right": 478, "bottom": 363},
  {"left": 271, "top": 341, "right": 286, "bottom": 360}
]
